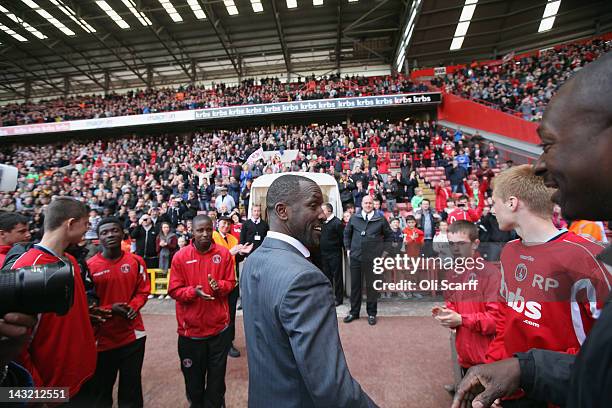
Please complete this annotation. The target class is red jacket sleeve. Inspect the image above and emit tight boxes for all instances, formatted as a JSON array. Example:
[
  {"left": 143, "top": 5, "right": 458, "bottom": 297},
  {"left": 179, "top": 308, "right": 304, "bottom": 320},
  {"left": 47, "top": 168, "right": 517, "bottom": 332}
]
[
  {"left": 128, "top": 257, "right": 151, "bottom": 312},
  {"left": 485, "top": 302, "right": 510, "bottom": 363},
  {"left": 461, "top": 301, "right": 500, "bottom": 336},
  {"left": 463, "top": 180, "right": 473, "bottom": 196},
  {"left": 168, "top": 254, "right": 198, "bottom": 303}
]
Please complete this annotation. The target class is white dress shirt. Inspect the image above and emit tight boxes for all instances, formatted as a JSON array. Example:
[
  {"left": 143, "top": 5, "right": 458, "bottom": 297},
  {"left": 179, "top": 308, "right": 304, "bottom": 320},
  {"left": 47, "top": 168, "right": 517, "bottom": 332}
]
[
  {"left": 361, "top": 210, "right": 374, "bottom": 221},
  {"left": 266, "top": 231, "right": 311, "bottom": 258}
]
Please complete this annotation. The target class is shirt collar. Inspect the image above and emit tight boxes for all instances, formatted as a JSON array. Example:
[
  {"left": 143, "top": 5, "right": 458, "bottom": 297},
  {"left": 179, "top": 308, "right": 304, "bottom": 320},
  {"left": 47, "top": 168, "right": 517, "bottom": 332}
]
[
  {"left": 362, "top": 210, "right": 373, "bottom": 220},
  {"left": 266, "top": 231, "right": 310, "bottom": 258},
  {"left": 326, "top": 214, "right": 335, "bottom": 222},
  {"left": 251, "top": 217, "right": 260, "bottom": 224}
]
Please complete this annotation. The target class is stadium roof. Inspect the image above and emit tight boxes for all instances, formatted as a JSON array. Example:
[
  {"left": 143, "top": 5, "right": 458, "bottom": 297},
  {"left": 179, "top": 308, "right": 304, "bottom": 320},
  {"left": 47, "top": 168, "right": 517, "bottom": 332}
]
[{"left": 0, "top": 0, "right": 610, "bottom": 102}]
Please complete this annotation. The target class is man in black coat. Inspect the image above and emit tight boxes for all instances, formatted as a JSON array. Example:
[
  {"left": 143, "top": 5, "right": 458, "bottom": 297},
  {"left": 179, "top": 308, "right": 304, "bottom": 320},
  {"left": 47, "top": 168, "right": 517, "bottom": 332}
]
[
  {"left": 129, "top": 215, "right": 158, "bottom": 268},
  {"left": 343, "top": 195, "right": 392, "bottom": 326},
  {"left": 320, "top": 203, "right": 345, "bottom": 306},
  {"left": 239, "top": 204, "right": 269, "bottom": 254}
]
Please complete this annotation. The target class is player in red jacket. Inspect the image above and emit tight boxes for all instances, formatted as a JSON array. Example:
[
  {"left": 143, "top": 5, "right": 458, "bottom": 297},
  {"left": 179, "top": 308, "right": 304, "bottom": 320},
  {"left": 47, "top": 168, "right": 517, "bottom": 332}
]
[
  {"left": 11, "top": 197, "right": 106, "bottom": 402},
  {"left": 486, "top": 165, "right": 609, "bottom": 405},
  {"left": 447, "top": 194, "right": 484, "bottom": 224},
  {"left": 0, "top": 212, "right": 31, "bottom": 265},
  {"left": 169, "top": 215, "right": 236, "bottom": 408},
  {"left": 432, "top": 220, "right": 501, "bottom": 393},
  {"left": 87, "top": 217, "right": 150, "bottom": 407}
]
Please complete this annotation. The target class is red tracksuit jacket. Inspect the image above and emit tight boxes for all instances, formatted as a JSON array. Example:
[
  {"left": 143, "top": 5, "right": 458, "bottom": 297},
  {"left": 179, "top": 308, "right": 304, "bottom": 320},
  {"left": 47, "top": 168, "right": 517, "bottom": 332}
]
[
  {"left": 0, "top": 244, "right": 10, "bottom": 266},
  {"left": 12, "top": 247, "right": 97, "bottom": 397},
  {"left": 87, "top": 251, "right": 150, "bottom": 352},
  {"left": 486, "top": 231, "right": 609, "bottom": 362},
  {"left": 169, "top": 243, "right": 235, "bottom": 338},
  {"left": 444, "top": 259, "right": 501, "bottom": 368}
]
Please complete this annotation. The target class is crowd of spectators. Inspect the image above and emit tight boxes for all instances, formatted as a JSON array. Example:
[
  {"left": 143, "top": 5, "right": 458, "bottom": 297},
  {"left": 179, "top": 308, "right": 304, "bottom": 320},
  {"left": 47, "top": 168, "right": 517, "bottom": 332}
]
[
  {"left": 2, "top": 37, "right": 610, "bottom": 128},
  {"left": 0, "top": 74, "right": 428, "bottom": 127},
  {"left": 0, "top": 118, "right": 509, "bottom": 265},
  {"left": 433, "top": 37, "right": 611, "bottom": 121}
]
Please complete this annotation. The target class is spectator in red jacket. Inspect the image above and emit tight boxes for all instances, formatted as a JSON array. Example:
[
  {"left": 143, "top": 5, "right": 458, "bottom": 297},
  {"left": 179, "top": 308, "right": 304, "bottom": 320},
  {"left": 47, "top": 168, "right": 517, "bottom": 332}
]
[
  {"left": 11, "top": 197, "right": 107, "bottom": 402},
  {"left": 87, "top": 217, "right": 151, "bottom": 407},
  {"left": 169, "top": 215, "right": 236, "bottom": 408},
  {"left": 0, "top": 212, "right": 31, "bottom": 265},
  {"left": 432, "top": 220, "right": 500, "bottom": 393},
  {"left": 463, "top": 177, "right": 489, "bottom": 208},
  {"left": 402, "top": 216, "right": 424, "bottom": 257},
  {"left": 434, "top": 180, "right": 452, "bottom": 213}
]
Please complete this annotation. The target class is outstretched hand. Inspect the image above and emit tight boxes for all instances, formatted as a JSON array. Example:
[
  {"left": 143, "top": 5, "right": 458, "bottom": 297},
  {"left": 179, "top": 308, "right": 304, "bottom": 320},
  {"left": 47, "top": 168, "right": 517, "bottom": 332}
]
[
  {"left": 451, "top": 358, "right": 521, "bottom": 408},
  {"left": 195, "top": 284, "right": 215, "bottom": 300}
]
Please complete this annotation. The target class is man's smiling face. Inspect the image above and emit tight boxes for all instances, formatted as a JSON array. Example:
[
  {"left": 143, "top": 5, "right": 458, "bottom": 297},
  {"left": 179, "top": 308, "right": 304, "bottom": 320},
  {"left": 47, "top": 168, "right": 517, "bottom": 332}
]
[{"left": 534, "top": 78, "right": 612, "bottom": 221}]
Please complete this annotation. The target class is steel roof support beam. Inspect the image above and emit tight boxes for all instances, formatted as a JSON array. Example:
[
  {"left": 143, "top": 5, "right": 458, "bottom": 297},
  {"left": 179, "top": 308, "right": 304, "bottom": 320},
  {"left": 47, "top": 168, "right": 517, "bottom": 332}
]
[
  {"left": 411, "top": 5, "right": 604, "bottom": 47},
  {"left": 2, "top": 57, "right": 66, "bottom": 95},
  {"left": 201, "top": 3, "right": 241, "bottom": 77},
  {"left": 7, "top": 4, "right": 107, "bottom": 89},
  {"left": 343, "top": 0, "right": 391, "bottom": 34},
  {"left": 270, "top": 0, "right": 291, "bottom": 75},
  {"left": 145, "top": 6, "right": 193, "bottom": 81}
]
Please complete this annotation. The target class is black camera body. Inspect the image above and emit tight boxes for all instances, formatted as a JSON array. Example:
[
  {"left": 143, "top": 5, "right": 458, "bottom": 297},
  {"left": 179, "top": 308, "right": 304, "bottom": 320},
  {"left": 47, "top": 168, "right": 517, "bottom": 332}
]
[{"left": 0, "top": 262, "right": 75, "bottom": 316}]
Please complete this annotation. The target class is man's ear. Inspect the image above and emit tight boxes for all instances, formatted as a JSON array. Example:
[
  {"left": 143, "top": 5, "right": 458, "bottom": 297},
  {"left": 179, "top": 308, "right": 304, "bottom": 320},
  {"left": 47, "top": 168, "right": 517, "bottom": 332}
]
[
  {"left": 508, "top": 196, "right": 519, "bottom": 212},
  {"left": 274, "top": 202, "right": 289, "bottom": 221}
]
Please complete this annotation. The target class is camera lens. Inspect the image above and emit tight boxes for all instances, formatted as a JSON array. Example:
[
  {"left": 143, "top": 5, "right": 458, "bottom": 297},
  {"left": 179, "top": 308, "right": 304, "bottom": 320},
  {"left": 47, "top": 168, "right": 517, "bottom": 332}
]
[{"left": 0, "top": 262, "right": 75, "bottom": 316}]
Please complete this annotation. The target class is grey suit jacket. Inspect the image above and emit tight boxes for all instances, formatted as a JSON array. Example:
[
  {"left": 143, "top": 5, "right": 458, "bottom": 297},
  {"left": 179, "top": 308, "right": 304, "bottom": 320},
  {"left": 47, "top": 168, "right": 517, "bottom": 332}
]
[{"left": 241, "top": 237, "right": 377, "bottom": 408}]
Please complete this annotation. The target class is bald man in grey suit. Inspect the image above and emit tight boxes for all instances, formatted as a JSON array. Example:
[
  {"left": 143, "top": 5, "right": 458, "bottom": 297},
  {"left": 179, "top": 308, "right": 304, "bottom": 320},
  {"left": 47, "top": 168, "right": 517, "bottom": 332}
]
[{"left": 241, "top": 175, "right": 377, "bottom": 408}]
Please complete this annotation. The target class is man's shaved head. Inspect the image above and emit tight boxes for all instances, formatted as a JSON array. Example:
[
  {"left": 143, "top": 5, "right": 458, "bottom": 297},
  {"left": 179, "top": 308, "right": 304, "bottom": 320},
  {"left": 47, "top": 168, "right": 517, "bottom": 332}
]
[{"left": 534, "top": 52, "right": 612, "bottom": 220}]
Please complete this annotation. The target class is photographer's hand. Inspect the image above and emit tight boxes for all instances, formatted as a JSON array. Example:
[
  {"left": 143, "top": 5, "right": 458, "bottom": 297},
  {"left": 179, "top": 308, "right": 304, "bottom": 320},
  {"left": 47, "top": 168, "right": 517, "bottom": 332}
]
[{"left": 0, "top": 313, "right": 37, "bottom": 368}]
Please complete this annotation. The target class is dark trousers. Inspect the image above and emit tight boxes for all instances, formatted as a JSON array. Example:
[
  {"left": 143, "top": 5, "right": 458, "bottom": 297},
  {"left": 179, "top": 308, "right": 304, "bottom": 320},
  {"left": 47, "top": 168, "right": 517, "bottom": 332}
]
[
  {"left": 143, "top": 256, "right": 159, "bottom": 269},
  {"left": 178, "top": 330, "right": 231, "bottom": 408},
  {"left": 321, "top": 251, "right": 344, "bottom": 304},
  {"left": 91, "top": 337, "right": 146, "bottom": 408},
  {"left": 228, "top": 286, "right": 239, "bottom": 343},
  {"left": 63, "top": 378, "right": 97, "bottom": 407},
  {"left": 349, "top": 256, "right": 378, "bottom": 317}
]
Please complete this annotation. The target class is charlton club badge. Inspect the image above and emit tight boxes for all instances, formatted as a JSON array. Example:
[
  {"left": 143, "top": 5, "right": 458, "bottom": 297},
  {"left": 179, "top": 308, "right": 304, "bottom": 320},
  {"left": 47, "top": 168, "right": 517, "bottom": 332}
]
[
  {"left": 121, "top": 264, "right": 131, "bottom": 274},
  {"left": 212, "top": 255, "right": 221, "bottom": 264},
  {"left": 515, "top": 263, "right": 528, "bottom": 282}
]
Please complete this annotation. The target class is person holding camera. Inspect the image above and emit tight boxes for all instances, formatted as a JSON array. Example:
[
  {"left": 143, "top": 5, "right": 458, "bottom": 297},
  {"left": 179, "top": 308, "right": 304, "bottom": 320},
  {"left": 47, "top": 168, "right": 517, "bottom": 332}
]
[
  {"left": 10, "top": 197, "right": 107, "bottom": 403},
  {"left": 0, "top": 212, "right": 31, "bottom": 266},
  {"left": 87, "top": 217, "right": 151, "bottom": 408},
  {"left": 447, "top": 194, "right": 484, "bottom": 224},
  {"left": 0, "top": 313, "right": 37, "bottom": 388}
]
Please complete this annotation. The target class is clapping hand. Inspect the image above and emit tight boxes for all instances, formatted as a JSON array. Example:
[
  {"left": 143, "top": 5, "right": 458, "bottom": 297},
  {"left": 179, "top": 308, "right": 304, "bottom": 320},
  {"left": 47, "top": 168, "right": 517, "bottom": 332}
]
[
  {"left": 89, "top": 305, "right": 113, "bottom": 325},
  {"left": 208, "top": 274, "right": 219, "bottom": 291},
  {"left": 435, "top": 307, "right": 462, "bottom": 328},
  {"left": 111, "top": 303, "right": 137, "bottom": 320},
  {"left": 239, "top": 243, "right": 253, "bottom": 255},
  {"left": 195, "top": 284, "right": 215, "bottom": 300}
]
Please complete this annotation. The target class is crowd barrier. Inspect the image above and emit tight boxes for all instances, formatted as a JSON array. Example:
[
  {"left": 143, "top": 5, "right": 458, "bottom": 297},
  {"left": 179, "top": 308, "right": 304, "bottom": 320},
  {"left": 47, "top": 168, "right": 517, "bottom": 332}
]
[{"left": 148, "top": 269, "right": 171, "bottom": 295}]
